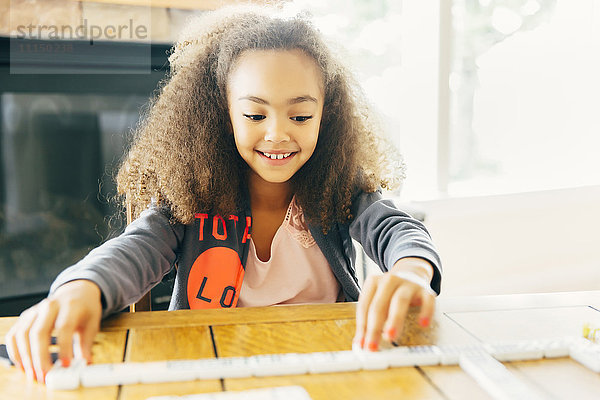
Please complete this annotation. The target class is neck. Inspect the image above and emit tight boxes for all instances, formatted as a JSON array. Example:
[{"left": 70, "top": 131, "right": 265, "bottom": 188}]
[{"left": 248, "top": 171, "right": 293, "bottom": 210}]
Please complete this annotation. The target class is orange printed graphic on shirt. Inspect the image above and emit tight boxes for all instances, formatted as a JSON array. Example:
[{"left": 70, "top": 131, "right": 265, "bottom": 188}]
[
  {"left": 242, "top": 216, "right": 251, "bottom": 243},
  {"left": 194, "top": 214, "right": 250, "bottom": 242},
  {"left": 194, "top": 213, "right": 208, "bottom": 241},
  {"left": 187, "top": 247, "right": 244, "bottom": 309},
  {"left": 212, "top": 215, "right": 227, "bottom": 240}
]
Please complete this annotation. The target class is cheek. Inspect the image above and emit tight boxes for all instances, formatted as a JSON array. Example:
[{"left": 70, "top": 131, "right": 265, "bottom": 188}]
[
  {"left": 232, "top": 125, "right": 256, "bottom": 157},
  {"left": 233, "top": 131, "right": 247, "bottom": 154},
  {"left": 229, "top": 114, "right": 244, "bottom": 143},
  {"left": 233, "top": 135, "right": 244, "bottom": 158},
  {"left": 303, "top": 126, "right": 320, "bottom": 154}
]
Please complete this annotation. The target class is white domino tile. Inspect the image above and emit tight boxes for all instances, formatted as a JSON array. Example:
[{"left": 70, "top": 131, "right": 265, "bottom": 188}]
[
  {"left": 306, "top": 351, "right": 362, "bottom": 374},
  {"left": 141, "top": 360, "right": 206, "bottom": 384},
  {"left": 81, "top": 362, "right": 144, "bottom": 386},
  {"left": 386, "top": 345, "right": 441, "bottom": 367},
  {"left": 247, "top": 353, "right": 309, "bottom": 376},
  {"left": 206, "top": 357, "right": 255, "bottom": 379},
  {"left": 484, "top": 340, "right": 544, "bottom": 362},
  {"left": 569, "top": 337, "right": 600, "bottom": 373},
  {"left": 353, "top": 348, "right": 391, "bottom": 370},
  {"left": 436, "top": 344, "right": 485, "bottom": 365},
  {"left": 536, "top": 337, "right": 576, "bottom": 359},
  {"left": 45, "top": 358, "right": 86, "bottom": 391}
]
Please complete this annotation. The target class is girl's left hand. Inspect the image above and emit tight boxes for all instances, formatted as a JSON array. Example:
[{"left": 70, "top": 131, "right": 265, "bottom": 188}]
[{"left": 354, "top": 257, "right": 436, "bottom": 351}]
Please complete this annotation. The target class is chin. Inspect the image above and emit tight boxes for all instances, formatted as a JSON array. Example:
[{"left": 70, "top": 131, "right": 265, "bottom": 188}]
[
  {"left": 263, "top": 176, "right": 293, "bottom": 184},
  {"left": 254, "top": 170, "right": 294, "bottom": 184}
]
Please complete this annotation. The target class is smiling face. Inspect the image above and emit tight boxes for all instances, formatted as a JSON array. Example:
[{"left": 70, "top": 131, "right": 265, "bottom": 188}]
[{"left": 227, "top": 49, "right": 324, "bottom": 188}]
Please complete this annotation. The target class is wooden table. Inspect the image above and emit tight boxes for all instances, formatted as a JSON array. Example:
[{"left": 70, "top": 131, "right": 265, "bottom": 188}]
[{"left": 1, "top": 291, "right": 600, "bottom": 400}]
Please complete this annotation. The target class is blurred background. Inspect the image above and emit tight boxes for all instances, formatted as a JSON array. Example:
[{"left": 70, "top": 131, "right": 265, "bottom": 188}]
[{"left": 0, "top": 0, "right": 598, "bottom": 315}]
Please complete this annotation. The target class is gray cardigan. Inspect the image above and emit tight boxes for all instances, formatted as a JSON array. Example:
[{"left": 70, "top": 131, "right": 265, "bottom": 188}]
[{"left": 51, "top": 190, "right": 442, "bottom": 318}]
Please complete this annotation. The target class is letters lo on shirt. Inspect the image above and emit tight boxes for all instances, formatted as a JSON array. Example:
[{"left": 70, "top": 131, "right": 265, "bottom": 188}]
[{"left": 186, "top": 213, "right": 250, "bottom": 309}]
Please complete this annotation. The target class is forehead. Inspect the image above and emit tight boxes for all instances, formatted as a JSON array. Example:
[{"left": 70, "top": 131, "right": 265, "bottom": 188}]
[{"left": 227, "top": 49, "right": 324, "bottom": 98}]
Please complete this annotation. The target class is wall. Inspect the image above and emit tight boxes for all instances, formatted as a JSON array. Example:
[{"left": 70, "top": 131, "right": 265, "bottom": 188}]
[{"left": 414, "top": 185, "right": 600, "bottom": 297}]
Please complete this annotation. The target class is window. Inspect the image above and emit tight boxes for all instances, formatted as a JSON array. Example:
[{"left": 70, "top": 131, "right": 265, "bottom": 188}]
[
  {"left": 294, "top": 0, "right": 440, "bottom": 200},
  {"left": 296, "top": 0, "right": 600, "bottom": 199},
  {"left": 447, "top": 0, "right": 600, "bottom": 196}
]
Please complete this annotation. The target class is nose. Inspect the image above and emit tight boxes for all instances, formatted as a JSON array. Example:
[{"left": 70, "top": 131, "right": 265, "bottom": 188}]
[{"left": 264, "top": 116, "right": 290, "bottom": 143}]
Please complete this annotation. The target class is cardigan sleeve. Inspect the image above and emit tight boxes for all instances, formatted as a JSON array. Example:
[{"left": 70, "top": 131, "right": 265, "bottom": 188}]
[
  {"left": 49, "top": 207, "right": 184, "bottom": 317},
  {"left": 348, "top": 190, "right": 442, "bottom": 295}
]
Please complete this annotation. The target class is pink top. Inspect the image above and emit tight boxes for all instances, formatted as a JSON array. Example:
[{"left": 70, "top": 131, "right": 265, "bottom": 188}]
[{"left": 237, "top": 196, "right": 341, "bottom": 307}]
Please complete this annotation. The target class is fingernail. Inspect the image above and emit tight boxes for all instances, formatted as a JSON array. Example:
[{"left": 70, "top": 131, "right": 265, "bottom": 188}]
[
  {"left": 368, "top": 341, "right": 378, "bottom": 352},
  {"left": 419, "top": 317, "right": 430, "bottom": 327},
  {"left": 386, "top": 327, "right": 397, "bottom": 340},
  {"left": 61, "top": 357, "right": 70, "bottom": 368}
]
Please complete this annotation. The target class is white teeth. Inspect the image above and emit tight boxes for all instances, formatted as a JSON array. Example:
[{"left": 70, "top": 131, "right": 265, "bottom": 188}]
[{"left": 262, "top": 152, "right": 293, "bottom": 160}]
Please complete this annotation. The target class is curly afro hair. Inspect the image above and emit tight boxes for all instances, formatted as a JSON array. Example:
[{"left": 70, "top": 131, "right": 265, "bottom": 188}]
[{"left": 117, "top": 5, "right": 405, "bottom": 232}]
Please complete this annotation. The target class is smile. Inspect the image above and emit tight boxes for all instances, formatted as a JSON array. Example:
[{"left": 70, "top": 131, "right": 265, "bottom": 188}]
[
  {"left": 258, "top": 151, "right": 296, "bottom": 160},
  {"left": 256, "top": 150, "right": 298, "bottom": 166}
]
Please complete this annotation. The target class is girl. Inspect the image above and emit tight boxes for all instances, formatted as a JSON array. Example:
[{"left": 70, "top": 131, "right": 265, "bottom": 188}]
[{"left": 6, "top": 5, "right": 442, "bottom": 384}]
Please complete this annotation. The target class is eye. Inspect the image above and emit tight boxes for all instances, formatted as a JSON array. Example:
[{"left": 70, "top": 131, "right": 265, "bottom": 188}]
[
  {"left": 243, "top": 114, "right": 266, "bottom": 121},
  {"left": 291, "top": 116, "right": 313, "bottom": 122}
]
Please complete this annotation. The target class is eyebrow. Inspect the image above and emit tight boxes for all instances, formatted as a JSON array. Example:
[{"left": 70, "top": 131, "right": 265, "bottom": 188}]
[{"left": 238, "top": 95, "right": 318, "bottom": 105}]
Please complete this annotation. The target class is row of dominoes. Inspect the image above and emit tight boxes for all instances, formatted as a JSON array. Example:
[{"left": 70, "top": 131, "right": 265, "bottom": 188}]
[
  {"left": 141, "top": 342, "right": 596, "bottom": 400},
  {"left": 45, "top": 336, "right": 599, "bottom": 391}
]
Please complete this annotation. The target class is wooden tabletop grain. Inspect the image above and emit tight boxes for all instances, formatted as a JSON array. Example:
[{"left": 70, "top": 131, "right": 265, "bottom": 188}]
[{"left": 1, "top": 291, "right": 600, "bottom": 400}]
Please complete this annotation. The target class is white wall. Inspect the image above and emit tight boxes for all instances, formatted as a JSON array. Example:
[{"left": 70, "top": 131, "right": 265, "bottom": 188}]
[{"left": 412, "top": 185, "right": 600, "bottom": 297}]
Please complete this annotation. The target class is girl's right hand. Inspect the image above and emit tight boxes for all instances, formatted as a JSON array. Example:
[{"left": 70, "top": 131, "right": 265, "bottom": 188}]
[{"left": 4, "top": 279, "right": 102, "bottom": 384}]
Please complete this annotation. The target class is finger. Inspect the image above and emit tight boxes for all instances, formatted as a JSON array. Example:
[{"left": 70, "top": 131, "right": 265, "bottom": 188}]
[
  {"left": 409, "top": 296, "right": 423, "bottom": 307},
  {"left": 383, "top": 285, "right": 417, "bottom": 342},
  {"left": 354, "top": 275, "right": 378, "bottom": 348},
  {"left": 417, "top": 291, "right": 436, "bottom": 328},
  {"left": 29, "top": 299, "right": 59, "bottom": 383},
  {"left": 77, "top": 317, "right": 100, "bottom": 364},
  {"left": 14, "top": 310, "right": 38, "bottom": 381},
  {"left": 364, "top": 277, "right": 399, "bottom": 351},
  {"left": 5, "top": 327, "right": 24, "bottom": 371},
  {"left": 54, "top": 310, "right": 76, "bottom": 368},
  {"left": 6, "top": 305, "right": 40, "bottom": 372}
]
